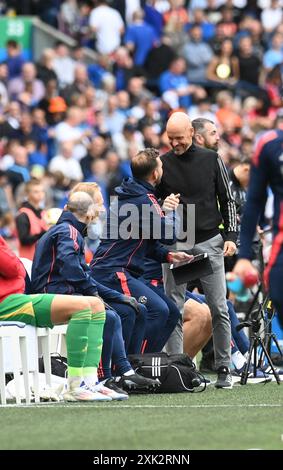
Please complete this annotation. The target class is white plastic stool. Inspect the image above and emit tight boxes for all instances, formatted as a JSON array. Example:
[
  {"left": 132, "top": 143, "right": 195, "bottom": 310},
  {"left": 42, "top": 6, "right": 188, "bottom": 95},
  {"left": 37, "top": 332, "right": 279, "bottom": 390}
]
[
  {"left": 0, "top": 322, "right": 39, "bottom": 405},
  {"left": 37, "top": 325, "right": 67, "bottom": 387}
]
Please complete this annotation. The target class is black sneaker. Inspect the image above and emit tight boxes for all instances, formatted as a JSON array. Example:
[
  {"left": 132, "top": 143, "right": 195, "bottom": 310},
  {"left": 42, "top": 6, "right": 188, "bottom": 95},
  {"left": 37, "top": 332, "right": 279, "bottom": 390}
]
[
  {"left": 117, "top": 373, "right": 160, "bottom": 393},
  {"left": 102, "top": 378, "right": 129, "bottom": 397},
  {"left": 215, "top": 366, "right": 233, "bottom": 389}
]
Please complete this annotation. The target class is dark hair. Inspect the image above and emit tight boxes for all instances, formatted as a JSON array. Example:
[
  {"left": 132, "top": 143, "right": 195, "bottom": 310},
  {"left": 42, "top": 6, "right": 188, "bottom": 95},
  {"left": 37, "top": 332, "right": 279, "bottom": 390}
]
[
  {"left": 6, "top": 39, "right": 19, "bottom": 49},
  {"left": 131, "top": 148, "right": 160, "bottom": 180},
  {"left": 192, "top": 118, "right": 214, "bottom": 134},
  {"left": 55, "top": 40, "right": 67, "bottom": 48}
]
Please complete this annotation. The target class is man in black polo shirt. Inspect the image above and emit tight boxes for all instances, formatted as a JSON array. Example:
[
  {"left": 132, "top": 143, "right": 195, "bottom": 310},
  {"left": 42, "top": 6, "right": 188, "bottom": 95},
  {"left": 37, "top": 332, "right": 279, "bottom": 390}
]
[{"left": 158, "top": 112, "right": 237, "bottom": 389}]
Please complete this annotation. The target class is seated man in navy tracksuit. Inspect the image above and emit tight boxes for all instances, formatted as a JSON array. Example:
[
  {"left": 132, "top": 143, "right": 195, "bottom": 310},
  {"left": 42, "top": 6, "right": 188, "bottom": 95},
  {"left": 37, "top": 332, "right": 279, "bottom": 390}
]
[
  {"left": 91, "top": 147, "right": 192, "bottom": 353},
  {"left": 31, "top": 191, "right": 159, "bottom": 393}
]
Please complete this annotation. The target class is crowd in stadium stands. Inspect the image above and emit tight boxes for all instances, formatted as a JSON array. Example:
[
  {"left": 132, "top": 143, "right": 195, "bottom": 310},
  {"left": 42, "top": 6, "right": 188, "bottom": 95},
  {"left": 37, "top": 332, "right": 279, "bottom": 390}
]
[{"left": 0, "top": 0, "right": 281, "bottom": 251}]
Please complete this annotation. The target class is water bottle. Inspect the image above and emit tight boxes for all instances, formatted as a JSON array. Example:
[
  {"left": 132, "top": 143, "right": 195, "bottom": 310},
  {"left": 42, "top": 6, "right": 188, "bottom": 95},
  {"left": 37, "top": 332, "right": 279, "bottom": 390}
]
[{"left": 226, "top": 272, "right": 251, "bottom": 302}]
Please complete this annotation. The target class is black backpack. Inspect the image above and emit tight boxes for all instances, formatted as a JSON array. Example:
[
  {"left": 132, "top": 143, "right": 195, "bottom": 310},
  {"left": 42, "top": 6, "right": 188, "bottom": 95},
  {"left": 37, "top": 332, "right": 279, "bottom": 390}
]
[
  {"left": 39, "top": 353, "right": 68, "bottom": 378},
  {"left": 128, "top": 352, "right": 206, "bottom": 393}
]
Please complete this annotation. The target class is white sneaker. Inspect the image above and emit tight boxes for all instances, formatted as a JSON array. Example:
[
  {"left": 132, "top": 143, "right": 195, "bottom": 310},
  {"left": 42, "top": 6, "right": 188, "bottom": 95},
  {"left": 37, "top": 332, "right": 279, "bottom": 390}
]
[
  {"left": 63, "top": 383, "right": 112, "bottom": 402},
  {"left": 261, "top": 365, "right": 283, "bottom": 381},
  {"left": 88, "top": 382, "right": 128, "bottom": 401}
]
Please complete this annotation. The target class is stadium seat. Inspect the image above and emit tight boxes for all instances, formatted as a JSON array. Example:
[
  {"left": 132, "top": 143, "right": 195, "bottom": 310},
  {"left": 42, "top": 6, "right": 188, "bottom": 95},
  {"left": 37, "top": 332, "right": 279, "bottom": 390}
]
[
  {"left": 0, "top": 322, "right": 40, "bottom": 405},
  {"left": 20, "top": 258, "right": 67, "bottom": 386},
  {"left": 37, "top": 325, "right": 67, "bottom": 387}
]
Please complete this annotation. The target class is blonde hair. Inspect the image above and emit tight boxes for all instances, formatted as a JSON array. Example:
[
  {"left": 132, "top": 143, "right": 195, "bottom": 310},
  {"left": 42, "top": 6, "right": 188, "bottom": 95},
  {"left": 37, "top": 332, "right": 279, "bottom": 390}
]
[
  {"left": 70, "top": 182, "right": 103, "bottom": 221},
  {"left": 70, "top": 182, "right": 100, "bottom": 200}
]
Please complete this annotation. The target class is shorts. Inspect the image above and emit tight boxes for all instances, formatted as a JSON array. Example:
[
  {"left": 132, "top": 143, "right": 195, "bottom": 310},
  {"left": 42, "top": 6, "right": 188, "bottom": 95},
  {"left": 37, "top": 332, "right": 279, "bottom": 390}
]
[{"left": 0, "top": 293, "right": 55, "bottom": 328}]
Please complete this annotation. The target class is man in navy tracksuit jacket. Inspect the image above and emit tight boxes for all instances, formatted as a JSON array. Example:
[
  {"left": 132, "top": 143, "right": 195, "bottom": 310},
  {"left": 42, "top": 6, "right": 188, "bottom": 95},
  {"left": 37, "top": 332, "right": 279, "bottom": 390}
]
[
  {"left": 91, "top": 147, "right": 191, "bottom": 353},
  {"left": 235, "top": 125, "right": 283, "bottom": 327},
  {"left": 31, "top": 208, "right": 147, "bottom": 380}
]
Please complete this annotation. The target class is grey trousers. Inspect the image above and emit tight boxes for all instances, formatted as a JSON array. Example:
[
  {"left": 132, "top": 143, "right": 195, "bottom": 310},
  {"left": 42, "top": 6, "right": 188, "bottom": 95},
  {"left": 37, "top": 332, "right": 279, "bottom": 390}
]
[{"left": 163, "top": 234, "right": 231, "bottom": 369}]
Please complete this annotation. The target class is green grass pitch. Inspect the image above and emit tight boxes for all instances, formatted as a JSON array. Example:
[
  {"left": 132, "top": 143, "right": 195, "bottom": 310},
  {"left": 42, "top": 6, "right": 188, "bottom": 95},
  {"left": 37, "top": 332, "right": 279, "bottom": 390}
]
[{"left": 1, "top": 382, "right": 282, "bottom": 450}]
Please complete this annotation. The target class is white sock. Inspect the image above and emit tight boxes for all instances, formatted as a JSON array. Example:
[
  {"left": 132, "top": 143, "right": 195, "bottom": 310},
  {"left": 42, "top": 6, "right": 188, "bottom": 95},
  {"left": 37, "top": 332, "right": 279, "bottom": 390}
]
[
  {"left": 83, "top": 374, "right": 98, "bottom": 388},
  {"left": 232, "top": 350, "right": 246, "bottom": 370},
  {"left": 123, "top": 369, "right": 135, "bottom": 376},
  {"left": 68, "top": 376, "right": 82, "bottom": 390}
]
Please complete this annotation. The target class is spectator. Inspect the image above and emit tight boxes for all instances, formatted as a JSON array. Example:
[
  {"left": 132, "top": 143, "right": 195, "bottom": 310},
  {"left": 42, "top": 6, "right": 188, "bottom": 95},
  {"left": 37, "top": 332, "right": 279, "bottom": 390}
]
[
  {"left": 46, "top": 94, "right": 67, "bottom": 128},
  {"left": 89, "top": 0, "right": 125, "bottom": 55},
  {"left": 0, "top": 170, "right": 14, "bottom": 218},
  {"left": 0, "top": 62, "right": 9, "bottom": 112},
  {"left": 59, "top": 0, "right": 79, "bottom": 36},
  {"left": 15, "top": 178, "right": 48, "bottom": 260},
  {"left": 144, "top": 33, "right": 176, "bottom": 85},
  {"left": 113, "top": 121, "right": 144, "bottom": 161},
  {"left": 61, "top": 64, "right": 92, "bottom": 106},
  {"left": 182, "top": 23, "right": 214, "bottom": 84},
  {"left": 15, "top": 112, "right": 42, "bottom": 146},
  {"left": 53, "top": 42, "right": 75, "bottom": 88},
  {"left": 80, "top": 135, "right": 108, "bottom": 179},
  {"left": 6, "top": 145, "right": 30, "bottom": 194},
  {"left": 215, "top": 90, "right": 243, "bottom": 130},
  {"left": 87, "top": 158, "right": 109, "bottom": 206},
  {"left": 144, "top": 0, "right": 164, "bottom": 39},
  {"left": 163, "top": 0, "right": 189, "bottom": 34},
  {"left": 261, "top": 0, "right": 283, "bottom": 35},
  {"left": 216, "top": 7, "right": 237, "bottom": 39},
  {"left": 4, "top": 39, "right": 25, "bottom": 79},
  {"left": 105, "top": 150, "right": 123, "bottom": 196},
  {"left": 206, "top": 38, "right": 239, "bottom": 87},
  {"left": 113, "top": 47, "right": 143, "bottom": 91},
  {"left": 188, "top": 8, "right": 215, "bottom": 42},
  {"left": 36, "top": 48, "right": 57, "bottom": 85},
  {"left": 112, "top": 0, "right": 143, "bottom": 25},
  {"left": 159, "top": 57, "right": 206, "bottom": 110},
  {"left": 54, "top": 106, "right": 91, "bottom": 160},
  {"left": 125, "top": 9, "right": 157, "bottom": 66},
  {"left": 8, "top": 62, "right": 45, "bottom": 107},
  {"left": 237, "top": 35, "right": 262, "bottom": 90},
  {"left": 104, "top": 95, "right": 126, "bottom": 135},
  {"left": 263, "top": 32, "right": 283, "bottom": 74},
  {"left": 49, "top": 141, "right": 83, "bottom": 181}
]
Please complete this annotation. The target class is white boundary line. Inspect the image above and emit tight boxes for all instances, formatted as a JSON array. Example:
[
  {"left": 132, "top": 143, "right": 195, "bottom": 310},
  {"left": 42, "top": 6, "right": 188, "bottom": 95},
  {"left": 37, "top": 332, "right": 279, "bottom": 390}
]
[{"left": 1, "top": 403, "right": 282, "bottom": 409}]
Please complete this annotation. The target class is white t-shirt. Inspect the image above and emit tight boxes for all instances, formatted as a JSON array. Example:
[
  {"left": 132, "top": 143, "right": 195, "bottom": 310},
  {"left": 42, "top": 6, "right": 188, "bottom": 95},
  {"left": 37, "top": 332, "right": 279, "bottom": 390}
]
[
  {"left": 53, "top": 57, "right": 75, "bottom": 87},
  {"left": 89, "top": 5, "right": 124, "bottom": 54},
  {"left": 261, "top": 8, "right": 283, "bottom": 31},
  {"left": 54, "top": 122, "right": 87, "bottom": 161},
  {"left": 125, "top": 0, "right": 141, "bottom": 24},
  {"left": 49, "top": 155, "right": 83, "bottom": 181}
]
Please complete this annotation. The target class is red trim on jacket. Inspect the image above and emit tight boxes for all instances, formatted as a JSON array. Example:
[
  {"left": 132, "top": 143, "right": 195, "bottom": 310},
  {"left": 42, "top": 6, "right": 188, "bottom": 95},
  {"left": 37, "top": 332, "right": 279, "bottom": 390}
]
[
  {"left": 116, "top": 271, "right": 131, "bottom": 297},
  {"left": 252, "top": 131, "right": 277, "bottom": 167}
]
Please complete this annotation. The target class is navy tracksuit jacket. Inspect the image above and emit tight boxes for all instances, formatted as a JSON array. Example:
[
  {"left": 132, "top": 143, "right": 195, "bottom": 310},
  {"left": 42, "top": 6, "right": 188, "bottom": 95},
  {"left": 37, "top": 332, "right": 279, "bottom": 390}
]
[
  {"left": 239, "top": 129, "right": 283, "bottom": 326},
  {"left": 91, "top": 177, "right": 179, "bottom": 352},
  {"left": 31, "top": 210, "right": 145, "bottom": 377}
]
